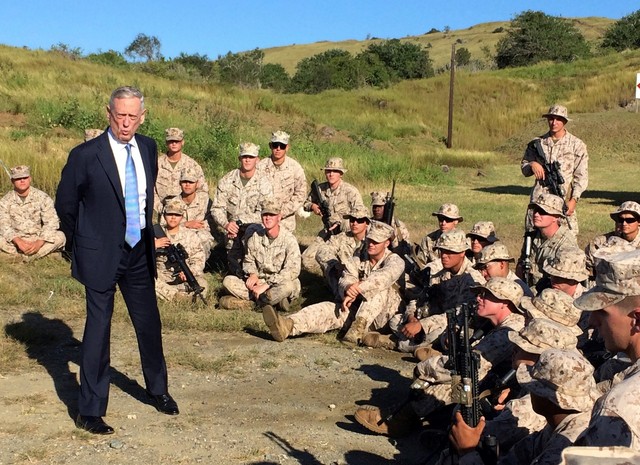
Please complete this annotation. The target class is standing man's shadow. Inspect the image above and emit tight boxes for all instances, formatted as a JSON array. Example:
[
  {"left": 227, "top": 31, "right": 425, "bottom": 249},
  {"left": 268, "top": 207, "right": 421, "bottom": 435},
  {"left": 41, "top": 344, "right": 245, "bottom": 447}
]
[{"left": 5, "top": 311, "right": 152, "bottom": 421}]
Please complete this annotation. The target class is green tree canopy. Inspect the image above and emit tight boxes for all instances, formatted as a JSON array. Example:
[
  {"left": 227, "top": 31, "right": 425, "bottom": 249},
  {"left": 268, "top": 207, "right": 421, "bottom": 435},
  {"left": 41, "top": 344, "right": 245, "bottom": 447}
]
[
  {"left": 217, "top": 49, "right": 264, "bottom": 88},
  {"left": 125, "top": 33, "right": 162, "bottom": 62},
  {"left": 495, "top": 11, "right": 590, "bottom": 68},
  {"left": 259, "top": 63, "right": 290, "bottom": 91},
  {"left": 601, "top": 9, "right": 640, "bottom": 51},
  {"left": 455, "top": 47, "right": 471, "bottom": 67},
  {"left": 289, "top": 49, "right": 359, "bottom": 94},
  {"left": 363, "top": 39, "right": 434, "bottom": 80}
]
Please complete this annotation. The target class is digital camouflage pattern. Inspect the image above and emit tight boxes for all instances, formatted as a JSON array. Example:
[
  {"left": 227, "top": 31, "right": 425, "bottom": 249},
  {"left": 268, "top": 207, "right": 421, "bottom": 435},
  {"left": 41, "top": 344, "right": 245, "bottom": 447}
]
[
  {"left": 519, "top": 225, "right": 579, "bottom": 286},
  {"left": 467, "top": 221, "right": 498, "bottom": 242},
  {"left": 211, "top": 168, "right": 273, "bottom": 228},
  {"left": 508, "top": 318, "right": 578, "bottom": 354},
  {"left": 432, "top": 203, "right": 463, "bottom": 221},
  {"left": 561, "top": 446, "right": 640, "bottom": 465},
  {"left": 520, "top": 289, "right": 583, "bottom": 335},
  {"left": 543, "top": 247, "right": 589, "bottom": 282},
  {"left": 303, "top": 179, "right": 365, "bottom": 233},
  {"left": 315, "top": 230, "right": 366, "bottom": 299},
  {"left": 154, "top": 152, "right": 208, "bottom": 213},
  {"left": 585, "top": 232, "right": 640, "bottom": 278}
]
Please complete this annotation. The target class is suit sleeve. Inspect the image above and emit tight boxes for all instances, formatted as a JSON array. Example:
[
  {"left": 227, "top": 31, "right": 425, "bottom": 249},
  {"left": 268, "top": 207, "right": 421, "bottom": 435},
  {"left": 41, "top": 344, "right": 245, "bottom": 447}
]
[{"left": 55, "top": 148, "right": 83, "bottom": 248}]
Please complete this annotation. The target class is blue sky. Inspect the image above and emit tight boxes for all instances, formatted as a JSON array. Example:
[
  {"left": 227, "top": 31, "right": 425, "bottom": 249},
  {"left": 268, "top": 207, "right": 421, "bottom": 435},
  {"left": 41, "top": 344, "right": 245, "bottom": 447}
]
[{"left": 2, "top": 0, "right": 637, "bottom": 59}]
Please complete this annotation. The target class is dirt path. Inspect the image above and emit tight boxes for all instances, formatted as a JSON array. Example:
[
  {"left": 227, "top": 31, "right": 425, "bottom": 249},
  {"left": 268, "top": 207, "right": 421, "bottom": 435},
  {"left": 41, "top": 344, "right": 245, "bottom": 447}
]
[{"left": 1, "top": 321, "right": 434, "bottom": 465}]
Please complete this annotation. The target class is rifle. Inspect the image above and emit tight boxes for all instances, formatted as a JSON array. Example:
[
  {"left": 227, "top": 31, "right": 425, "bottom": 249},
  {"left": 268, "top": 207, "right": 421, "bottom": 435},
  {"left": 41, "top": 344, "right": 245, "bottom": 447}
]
[
  {"left": 531, "top": 140, "right": 571, "bottom": 229},
  {"left": 519, "top": 231, "right": 535, "bottom": 287},
  {"left": 153, "top": 224, "right": 207, "bottom": 305},
  {"left": 382, "top": 180, "right": 396, "bottom": 225},
  {"left": 311, "top": 179, "right": 340, "bottom": 237}
]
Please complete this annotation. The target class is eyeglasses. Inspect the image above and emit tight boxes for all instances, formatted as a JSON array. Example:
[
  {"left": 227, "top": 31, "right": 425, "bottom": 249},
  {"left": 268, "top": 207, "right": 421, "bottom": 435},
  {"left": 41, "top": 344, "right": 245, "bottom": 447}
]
[
  {"left": 270, "top": 142, "right": 287, "bottom": 150},
  {"left": 437, "top": 216, "right": 455, "bottom": 223},
  {"left": 616, "top": 217, "right": 638, "bottom": 224},
  {"left": 349, "top": 217, "right": 368, "bottom": 224},
  {"left": 532, "top": 206, "right": 549, "bottom": 216}
]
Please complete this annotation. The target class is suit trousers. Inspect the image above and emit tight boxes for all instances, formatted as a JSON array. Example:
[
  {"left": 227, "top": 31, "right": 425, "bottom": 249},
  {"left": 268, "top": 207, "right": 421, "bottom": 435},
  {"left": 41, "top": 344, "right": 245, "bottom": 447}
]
[{"left": 78, "top": 236, "right": 168, "bottom": 416}]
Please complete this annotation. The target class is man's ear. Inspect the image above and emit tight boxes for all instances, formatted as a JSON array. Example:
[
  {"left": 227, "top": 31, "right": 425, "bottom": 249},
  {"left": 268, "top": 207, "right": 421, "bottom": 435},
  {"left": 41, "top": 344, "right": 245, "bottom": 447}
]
[{"left": 631, "top": 309, "right": 640, "bottom": 333}]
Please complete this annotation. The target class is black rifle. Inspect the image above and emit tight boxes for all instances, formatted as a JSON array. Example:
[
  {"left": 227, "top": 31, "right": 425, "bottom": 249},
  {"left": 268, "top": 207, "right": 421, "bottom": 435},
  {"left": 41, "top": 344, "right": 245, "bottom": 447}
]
[
  {"left": 153, "top": 224, "right": 207, "bottom": 305},
  {"left": 382, "top": 180, "right": 396, "bottom": 225},
  {"left": 311, "top": 179, "right": 340, "bottom": 237},
  {"left": 519, "top": 230, "right": 535, "bottom": 287},
  {"left": 531, "top": 140, "right": 571, "bottom": 229}
]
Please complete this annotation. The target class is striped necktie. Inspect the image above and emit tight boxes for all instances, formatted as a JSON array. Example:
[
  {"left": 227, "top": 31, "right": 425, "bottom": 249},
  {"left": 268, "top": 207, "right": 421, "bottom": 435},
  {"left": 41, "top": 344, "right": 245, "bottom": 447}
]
[{"left": 124, "top": 144, "right": 141, "bottom": 246}]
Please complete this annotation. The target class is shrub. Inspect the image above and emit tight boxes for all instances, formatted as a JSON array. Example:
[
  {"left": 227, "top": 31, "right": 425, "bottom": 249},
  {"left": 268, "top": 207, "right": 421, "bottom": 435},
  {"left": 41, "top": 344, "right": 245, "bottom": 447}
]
[
  {"left": 218, "top": 49, "right": 264, "bottom": 88},
  {"left": 363, "top": 39, "right": 434, "bottom": 80},
  {"left": 86, "top": 50, "right": 129, "bottom": 67},
  {"left": 259, "top": 63, "right": 290, "bottom": 91},
  {"left": 601, "top": 9, "right": 640, "bottom": 51}
]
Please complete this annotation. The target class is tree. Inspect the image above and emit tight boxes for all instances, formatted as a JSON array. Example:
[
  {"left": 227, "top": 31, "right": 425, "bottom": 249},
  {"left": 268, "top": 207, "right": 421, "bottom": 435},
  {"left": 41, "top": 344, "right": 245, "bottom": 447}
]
[
  {"left": 174, "top": 52, "right": 215, "bottom": 78},
  {"left": 86, "top": 50, "right": 128, "bottom": 67},
  {"left": 50, "top": 43, "right": 82, "bottom": 60},
  {"left": 363, "top": 39, "right": 434, "bottom": 80},
  {"left": 125, "top": 33, "right": 162, "bottom": 62},
  {"left": 455, "top": 47, "right": 471, "bottom": 66},
  {"left": 259, "top": 63, "right": 290, "bottom": 91},
  {"left": 217, "top": 49, "right": 264, "bottom": 88},
  {"left": 289, "top": 49, "right": 359, "bottom": 94},
  {"left": 601, "top": 9, "right": 640, "bottom": 51},
  {"left": 495, "top": 11, "right": 590, "bottom": 68}
]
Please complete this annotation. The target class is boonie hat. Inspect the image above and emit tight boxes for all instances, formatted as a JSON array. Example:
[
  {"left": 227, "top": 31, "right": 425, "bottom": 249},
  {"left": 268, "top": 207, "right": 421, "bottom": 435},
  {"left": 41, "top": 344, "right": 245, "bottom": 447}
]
[
  {"left": 529, "top": 193, "right": 565, "bottom": 217},
  {"left": 367, "top": 221, "right": 395, "bottom": 243},
  {"left": 508, "top": 318, "right": 578, "bottom": 354},
  {"left": 343, "top": 205, "right": 370, "bottom": 223},
  {"left": 543, "top": 248, "right": 589, "bottom": 282},
  {"left": 542, "top": 104, "right": 571, "bottom": 122},
  {"left": 261, "top": 199, "right": 281, "bottom": 215},
  {"left": 270, "top": 130, "right": 290, "bottom": 145},
  {"left": 609, "top": 201, "right": 640, "bottom": 221},
  {"left": 561, "top": 446, "right": 640, "bottom": 465},
  {"left": 180, "top": 168, "right": 199, "bottom": 183},
  {"left": 434, "top": 229, "right": 469, "bottom": 253},
  {"left": 165, "top": 127, "right": 184, "bottom": 141},
  {"left": 239, "top": 142, "right": 260, "bottom": 157},
  {"left": 475, "top": 243, "right": 514, "bottom": 266},
  {"left": 10, "top": 165, "right": 30, "bottom": 180},
  {"left": 467, "top": 221, "right": 498, "bottom": 243},
  {"left": 520, "top": 288, "right": 582, "bottom": 335},
  {"left": 370, "top": 192, "right": 386, "bottom": 207},
  {"left": 164, "top": 198, "right": 185, "bottom": 215},
  {"left": 432, "top": 203, "right": 463, "bottom": 222},
  {"left": 322, "top": 157, "right": 346, "bottom": 174},
  {"left": 471, "top": 277, "right": 524, "bottom": 310}
]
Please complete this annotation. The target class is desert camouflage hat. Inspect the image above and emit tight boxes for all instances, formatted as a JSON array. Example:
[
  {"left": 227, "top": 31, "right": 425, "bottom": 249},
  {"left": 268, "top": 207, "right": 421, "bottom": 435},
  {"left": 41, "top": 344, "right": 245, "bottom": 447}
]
[
  {"left": 475, "top": 243, "right": 514, "bottom": 266},
  {"left": 471, "top": 277, "right": 524, "bottom": 310},
  {"left": 520, "top": 288, "right": 582, "bottom": 335},
  {"left": 164, "top": 198, "right": 185, "bottom": 215},
  {"left": 238, "top": 142, "right": 260, "bottom": 157},
  {"left": 165, "top": 127, "right": 184, "bottom": 141},
  {"left": 10, "top": 165, "right": 30, "bottom": 180},
  {"left": 322, "top": 157, "right": 346, "bottom": 173},
  {"left": 84, "top": 128, "right": 103, "bottom": 141},
  {"left": 609, "top": 201, "right": 640, "bottom": 221},
  {"left": 467, "top": 221, "right": 498, "bottom": 243},
  {"left": 180, "top": 168, "right": 199, "bottom": 183},
  {"left": 434, "top": 229, "right": 469, "bottom": 253},
  {"left": 561, "top": 446, "right": 640, "bottom": 465},
  {"left": 261, "top": 199, "right": 281, "bottom": 215},
  {"left": 270, "top": 130, "right": 290, "bottom": 145},
  {"left": 343, "top": 205, "right": 370, "bottom": 222},
  {"left": 508, "top": 318, "right": 578, "bottom": 354},
  {"left": 543, "top": 248, "right": 589, "bottom": 282},
  {"left": 516, "top": 349, "right": 597, "bottom": 412},
  {"left": 370, "top": 192, "right": 386, "bottom": 207},
  {"left": 432, "top": 203, "right": 463, "bottom": 222},
  {"left": 574, "top": 249, "right": 640, "bottom": 311},
  {"left": 367, "top": 220, "right": 395, "bottom": 243},
  {"left": 542, "top": 104, "right": 571, "bottom": 122},
  {"left": 529, "top": 193, "right": 565, "bottom": 217}
]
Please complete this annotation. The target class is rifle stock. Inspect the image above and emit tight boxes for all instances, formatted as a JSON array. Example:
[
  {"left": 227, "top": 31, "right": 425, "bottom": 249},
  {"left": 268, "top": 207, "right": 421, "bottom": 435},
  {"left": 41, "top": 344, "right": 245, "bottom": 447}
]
[
  {"left": 382, "top": 180, "right": 396, "bottom": 226},
  {"left": 311, "top": 179, "right": 340, "bottom": 237},
  {"left": 532, "top": 140, "right": 571, "bottom": 229}
]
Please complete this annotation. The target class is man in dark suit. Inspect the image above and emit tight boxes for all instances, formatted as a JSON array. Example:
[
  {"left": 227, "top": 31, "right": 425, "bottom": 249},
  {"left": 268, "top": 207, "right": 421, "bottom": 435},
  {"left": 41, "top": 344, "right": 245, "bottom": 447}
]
[{"left": 55, "top": 86, "right": 179, "bottom": 435}]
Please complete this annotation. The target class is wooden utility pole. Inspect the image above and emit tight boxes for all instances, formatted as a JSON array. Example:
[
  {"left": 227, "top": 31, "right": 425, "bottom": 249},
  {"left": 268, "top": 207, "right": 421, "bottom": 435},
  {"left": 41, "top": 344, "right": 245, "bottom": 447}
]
[{"left": 447, "top": 44, "right": 456, "bottom": 148}]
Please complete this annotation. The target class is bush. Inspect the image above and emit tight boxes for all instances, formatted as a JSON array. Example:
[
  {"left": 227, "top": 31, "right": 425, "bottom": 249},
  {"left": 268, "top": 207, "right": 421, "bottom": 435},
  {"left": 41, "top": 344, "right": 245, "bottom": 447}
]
[
  {"left": 173, "top": 53, "right": 215, "bottom": 79},
  {"left": 288, "top": 49, "right": 359, "bottom": 94},
  {"left": 86, "top": 50, "right": 129, "bottom": 68},
  {"left": 601, "top": 9, "right": 640, "bottom": 51},
  {"left": 218, "top": 49, "right": 263, "bottom": 88},
  {"left": 363, "top": 39, "right": 434, "bottom": 80},
  {"left": 259, "top": 63, "right": 290, "bottom": 91},
  {"left": 496, "top": 11, "right": 591, "bottom": 68},
  {"left": 455, "top": 47, "right": 471, "bottom": 67}
]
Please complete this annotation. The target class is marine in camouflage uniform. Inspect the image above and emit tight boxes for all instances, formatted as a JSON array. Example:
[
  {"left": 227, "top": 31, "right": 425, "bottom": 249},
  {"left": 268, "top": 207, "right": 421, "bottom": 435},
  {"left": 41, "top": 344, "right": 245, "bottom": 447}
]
[
  {"left": 155, "top": 199, "right": 208, "bottom": 301},
  {"left": 585, "top": 201, "right": 640, "bottom": 278},
  {"left": 466, "top": 221, "right": 498, "bottom": 265},
  {"left": 302, "top": 157, "right": 365, "bottom": 275},
  {"left": 0, "top": 165, "right": 66, "bottom": 261},
  {"left": 256, "top": 131, "right": 307, "bottom": 232},
  {"left": 315, "top": 205, "right": 369, "bottom": 300},
  {"left": 211, "top": 142, "right": 273, "bottom": 276},
  {"left": 370, "top": 191, "right": 411, "bottom": 256},
  {"left": 154, "top": 127, "right": 208, "bottom": 215},
  {"left": 574, "top": 250, "right": 640, "bottom": 452},
  {"left": 521, "top": 105, "right": 588, "bottom": 234},
  {"left": 474, "top": 242, "right": 533, "bottom": 298},
  {"left": 414, "top": 203, "right": 463, "bottom": 274},
  {"left": 262, "top": 221, "right": 404, "bottom": 343},
  {"left": 221, "top": 200, "right": 301, "bottom": 310}
]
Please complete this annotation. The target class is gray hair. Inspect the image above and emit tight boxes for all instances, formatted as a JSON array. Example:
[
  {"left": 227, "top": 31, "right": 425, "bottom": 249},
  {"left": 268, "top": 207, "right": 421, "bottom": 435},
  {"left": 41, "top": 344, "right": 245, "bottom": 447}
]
[{"left": 109, "top": 86, "right": 145, "bottom": 111}]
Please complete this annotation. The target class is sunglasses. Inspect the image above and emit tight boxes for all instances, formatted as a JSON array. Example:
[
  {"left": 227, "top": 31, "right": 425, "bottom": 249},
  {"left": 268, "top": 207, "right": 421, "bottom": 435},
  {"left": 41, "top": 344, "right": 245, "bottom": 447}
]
[
  {"left": 616, "top": 217, "right": 638, "bottom": 224},
  {"left": 270, "top": 142, "right": 287, "bottom": 150},
  {"left": 437, "top": 216, "right": 455, "bottom": 223},
  {"left": 531, "top": 206, "right": 549, "bottom": 216},
  {"left": 350, "top": 217, "right": 368, "bottom": 224}
]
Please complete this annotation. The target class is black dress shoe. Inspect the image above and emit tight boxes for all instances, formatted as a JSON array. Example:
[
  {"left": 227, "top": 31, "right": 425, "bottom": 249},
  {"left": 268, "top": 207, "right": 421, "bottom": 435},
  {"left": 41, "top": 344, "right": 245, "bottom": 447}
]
[
  {"left": 148, "top": 391, "right": 179, "bottom": 415},
  {"left": 75, "top": 415, "right": 115, "bottom": 435}
]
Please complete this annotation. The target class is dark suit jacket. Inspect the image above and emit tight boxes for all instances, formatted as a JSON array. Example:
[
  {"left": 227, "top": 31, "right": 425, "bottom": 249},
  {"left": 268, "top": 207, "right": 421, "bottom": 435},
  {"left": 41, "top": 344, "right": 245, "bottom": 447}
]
[{"left": 55, "top": 130, "right": 158, "bottom": 292}]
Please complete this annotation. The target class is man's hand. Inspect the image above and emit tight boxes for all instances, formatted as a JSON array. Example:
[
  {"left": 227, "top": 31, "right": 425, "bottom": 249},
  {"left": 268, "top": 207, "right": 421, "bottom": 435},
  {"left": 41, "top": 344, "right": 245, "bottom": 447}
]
[
  {"left": 311, "top": 203, "right": 321, "bottom": 216},
  {"left": 401, "top": 315, "right": 423, "bottom": 339},
  {"left": 185, "top": 219, "right": 205, "bottom": 229},
  {"left": 566, "top": 198, "right": 577, "bottom": 216},
  {"left": 225, "top": 221, "right": 240, "bottom": 238},
  {"left": 250, "top": 282, "right": 270, "bottom": 300},
  {"left": 345, "top": 282, "right": 362, "bottom": 300},
  {"left": 245, "top": 273, "right": 260, "bottom": 290},
  {"left": 155, "top": 237, "right": 171, "bottom": 249},
  {"left": 528, "top": 161, "right": 546, "bottom": 180},
  {"left": 449, "top": 411, "right": 485, "bottom": 456},
  {"left": 13, "top": 237, "right": 45, "bottom": 255}
]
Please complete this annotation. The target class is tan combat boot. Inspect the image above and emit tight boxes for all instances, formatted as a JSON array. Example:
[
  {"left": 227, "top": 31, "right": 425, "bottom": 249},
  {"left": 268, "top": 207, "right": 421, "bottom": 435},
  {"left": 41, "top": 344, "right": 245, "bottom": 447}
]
[
  {"left": 218, "top": 295, "right": 255, "bottom": 311},
  {"left": 354, "top": 404, "right": 419, "bottom": 438},
  {"left": 262, "top": 305, "right": 294, "bottom": 342},
  {"left": 361, "top": 332, "right": 397, "bottom": 350},
  {"left": 341, "top": 316, "right": 368, "bottom": 344},
  {"left": 414, "top": 346, "right": 443, "bottom": 362}
]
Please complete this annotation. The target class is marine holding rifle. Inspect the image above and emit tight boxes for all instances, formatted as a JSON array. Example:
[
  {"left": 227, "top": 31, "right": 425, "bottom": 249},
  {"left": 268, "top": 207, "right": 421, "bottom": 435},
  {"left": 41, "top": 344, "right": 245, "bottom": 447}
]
[
  {"left": 521, "top": 104, "right": 588, "bottom": 234},
  {"left": 370, "top": 190, "right": 411, "bottom": 256}
]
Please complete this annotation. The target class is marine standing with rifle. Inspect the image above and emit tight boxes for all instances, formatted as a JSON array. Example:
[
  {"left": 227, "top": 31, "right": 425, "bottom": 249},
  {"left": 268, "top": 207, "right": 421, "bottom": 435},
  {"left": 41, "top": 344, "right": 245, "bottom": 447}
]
[{"left": 521, "top": 105, "right": 588, "bottom": 234}]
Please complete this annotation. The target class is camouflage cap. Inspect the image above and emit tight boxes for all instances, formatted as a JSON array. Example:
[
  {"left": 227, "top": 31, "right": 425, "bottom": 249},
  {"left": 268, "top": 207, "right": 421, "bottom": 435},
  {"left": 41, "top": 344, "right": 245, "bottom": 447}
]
[
  {"left": 10, "top": 165, "right": 30, "bottom": 180},
  {"left": 475, "top": 243, "right": 514, "bottom": 266},
  {"left": 434, "top": 229, "right": 469, "bottom": 253},
  {"left": 432, "top": 203, "right": 463, "bottom": 222},
  {"left": 84, "top": 128, "right": 103, "bottom": 141},
  {"left": 520, "top": 288, "right": 582, "bottom": 335},
  {"left": 367, "top": 220, "right": 395, "bottom": 243},
  {"left": 529, "top": 193, "right": 565, "bottom": 217},
  {"left": 270, "top": 130, "right": 290, "bottom": 145},
  {"left": 467, "top": 221, "right": 498, "bottom": 242},
  {"left": 180, "top": 168, "right": 199, "bottom": 183},
  {"left": 574, "top": 249, "right": 640, "bottom": 311},
  {"left": 322, "top": 157, "right": 346, "bottom": 173},
  {"left": 261, "top": 199, "right": 281, "bottom": 215},
  {"left": 609, "top": 201, "right": 640, "bottom": 221},
  {"left": 163, "top": 198, "right": 185, "bottom": 215},
  {"left": 238, "top": 142, "right": 260, "bottom": 157},
  {"left": 542, "top": 248, "right": 589, "bottom": 282},
  {"left": 370, "top": 191, "right": 386, "bottom": 207},
  {"left": 165, "top": 127, "right": 184, "bottom": 141},
  {"left": 516, "top": 349, "right": 597, "bottom": 412},
  {"left": 508, "top": 318, "right": 578, "bottom": 354},
  {"left": 343, "top": 205, "right": 370, "bottom": 222},
  {"left": 542, "top": 104, "right": 571, "bottom": 122},
  {"left": 471, "top": 277, "right": 524, "bottom": 309},
  {"left": 561, "top": 446, "right": 640, "bottom": 465}
]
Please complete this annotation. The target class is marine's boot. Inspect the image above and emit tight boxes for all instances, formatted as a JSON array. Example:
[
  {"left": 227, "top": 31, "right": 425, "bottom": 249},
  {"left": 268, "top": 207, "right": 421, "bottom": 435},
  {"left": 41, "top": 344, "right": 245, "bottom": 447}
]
[
  {"left": 354, "top": 404, "right": 420, "bottom": 438},
  {"left": 262, "top": 305, "right": 294, "bottom": 342},
  {"left": 341, "top": 316, "right": 368, "bottom": 344},
  {"left": 414, "top": 346, "right": 443, "bottom": 362},
  {"left": 361, "top": 332, "right": 397, "bottom": 350},
  {"left": 218, "top": 295, "right": 255, "bottom": 311}
]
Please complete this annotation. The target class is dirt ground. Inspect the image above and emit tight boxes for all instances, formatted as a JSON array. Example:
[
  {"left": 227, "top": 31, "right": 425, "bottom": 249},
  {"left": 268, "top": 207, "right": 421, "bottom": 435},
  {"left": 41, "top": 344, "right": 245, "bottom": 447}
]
[{"left": 1, "top": 313, "right": 437, "bottom": 465}]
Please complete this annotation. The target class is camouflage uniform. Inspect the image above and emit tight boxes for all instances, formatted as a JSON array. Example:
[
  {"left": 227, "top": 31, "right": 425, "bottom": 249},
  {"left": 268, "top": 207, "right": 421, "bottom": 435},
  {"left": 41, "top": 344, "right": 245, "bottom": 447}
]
[
  {"left": 521, "top": 105, "right": 588, "bottom": 233},
  {"left": 370, "top": 191, "right": 411, "bottom": 256},
  {"left": 414, "top": 204, "right": 464, "bottom": 273},
  {"left": 561, "top": 446, "right": 640, "bottom": 465},
  {"left": 0, "top": 182, "right": 66, "bottom": 260},
  {"left": 222, "top": 224, "right": 301, "bottom": 306},
  {"left": 520, "top": 225, "right": 579, "bottom": 288}
]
